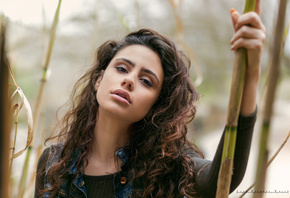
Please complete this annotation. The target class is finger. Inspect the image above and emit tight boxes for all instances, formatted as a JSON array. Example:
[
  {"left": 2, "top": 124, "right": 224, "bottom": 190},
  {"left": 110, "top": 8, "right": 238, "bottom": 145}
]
[
  {"left": 231, "top": 37, "right": 264, "bottom": 51},
  {"left": 230, "top": 26, "right": 265, "bottom": 44},
  {"left": 235, "top": 12, "right": 266, "bottom": 32},
  {"left": 255, "top": 0, "right": 261, "bottom": 16},
  {"left": 231, "top": 8, "right": 240, "bottom": 32}
]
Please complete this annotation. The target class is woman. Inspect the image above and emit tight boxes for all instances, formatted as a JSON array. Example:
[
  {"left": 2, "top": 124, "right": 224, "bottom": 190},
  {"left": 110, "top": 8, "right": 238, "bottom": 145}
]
[{"left": 35, "top": 10, "right": 265, "bottom": 198}]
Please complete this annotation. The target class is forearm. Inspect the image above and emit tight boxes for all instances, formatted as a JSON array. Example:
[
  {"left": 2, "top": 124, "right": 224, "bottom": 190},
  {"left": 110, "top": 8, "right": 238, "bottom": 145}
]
[
  {"left": 240, "top": 68, "right": 260, "bottom": 116},
  {"left": 230, "top": 10, "right": 265, "bottom": 116},
  {"left": 194, "top": 110, "right": 257, "bottom": 197}
]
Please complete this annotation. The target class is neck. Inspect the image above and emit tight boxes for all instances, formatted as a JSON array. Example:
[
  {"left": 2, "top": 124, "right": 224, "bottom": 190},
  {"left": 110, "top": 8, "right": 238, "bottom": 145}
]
[
  {"left": 92, "top": 109, "right": 131, "bottom": 164},
  {"left": 84, "top": 109, "right": 132, "bottom": 175}
]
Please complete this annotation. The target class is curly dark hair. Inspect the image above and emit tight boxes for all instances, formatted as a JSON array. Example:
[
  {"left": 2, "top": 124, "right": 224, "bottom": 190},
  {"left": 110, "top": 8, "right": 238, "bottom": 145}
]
[{"left": 43, "top": 28, "right": 203, "bottom": 197}]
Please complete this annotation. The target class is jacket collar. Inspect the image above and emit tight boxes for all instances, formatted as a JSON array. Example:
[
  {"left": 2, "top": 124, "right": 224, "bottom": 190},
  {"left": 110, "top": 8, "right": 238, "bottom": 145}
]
[{"left": 68, "top": 146, "right": 131, "bottom": 174}]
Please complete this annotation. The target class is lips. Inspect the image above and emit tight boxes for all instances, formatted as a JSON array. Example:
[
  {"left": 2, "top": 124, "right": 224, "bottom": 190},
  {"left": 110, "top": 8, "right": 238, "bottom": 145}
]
[{"left": 111, "top": 89, "right": 132, "bottom": 104}]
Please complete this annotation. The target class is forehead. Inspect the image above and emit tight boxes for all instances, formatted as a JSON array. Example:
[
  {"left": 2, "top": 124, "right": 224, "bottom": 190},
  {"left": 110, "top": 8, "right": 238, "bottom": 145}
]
[{"left": 113, "top": 45, "right": 164, "bottom": 78}]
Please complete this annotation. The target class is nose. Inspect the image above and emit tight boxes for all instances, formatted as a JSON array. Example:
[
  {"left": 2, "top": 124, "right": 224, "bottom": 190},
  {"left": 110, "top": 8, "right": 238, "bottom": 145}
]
[{"left": 121, "top": 78, "right": 134, "bottom": 91}]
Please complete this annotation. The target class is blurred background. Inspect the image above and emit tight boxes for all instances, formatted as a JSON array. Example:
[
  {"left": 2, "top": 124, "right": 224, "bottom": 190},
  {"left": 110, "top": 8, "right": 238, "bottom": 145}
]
[{"left": 1, "top": 0, "right": 290, "bottom": 197}]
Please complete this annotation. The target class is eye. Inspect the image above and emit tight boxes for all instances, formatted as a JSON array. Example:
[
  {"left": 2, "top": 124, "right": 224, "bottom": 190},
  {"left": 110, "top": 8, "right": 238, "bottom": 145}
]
[
  {"left": 140, "top": 78, "right": 153, "bottom": 87},
  {"left": 116, "top": 66, "right": 128, "bottom": 73}
]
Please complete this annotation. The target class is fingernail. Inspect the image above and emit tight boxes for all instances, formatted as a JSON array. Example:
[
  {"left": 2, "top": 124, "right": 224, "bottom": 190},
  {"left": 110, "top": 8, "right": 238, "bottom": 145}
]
[{"left": 231, "top": 8, "right": 236, "bottom": 14}]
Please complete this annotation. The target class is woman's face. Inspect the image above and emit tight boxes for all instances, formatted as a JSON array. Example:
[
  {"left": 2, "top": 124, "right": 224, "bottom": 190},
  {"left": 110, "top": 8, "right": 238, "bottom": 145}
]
[{"left": 96, "top": 45, "right": 164, "bottom": 124}]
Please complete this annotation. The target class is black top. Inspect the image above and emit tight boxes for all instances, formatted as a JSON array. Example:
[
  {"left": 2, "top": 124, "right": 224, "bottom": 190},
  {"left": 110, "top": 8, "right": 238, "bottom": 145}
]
[
  {"left": 83, "top": 174, "right": 115, "bottom": 198},
  {"left": 35, "top": 109, "right": 257, "bottom": 198},
  {"left": 192, "top": 110, "right": 257, "bottom": 197}
]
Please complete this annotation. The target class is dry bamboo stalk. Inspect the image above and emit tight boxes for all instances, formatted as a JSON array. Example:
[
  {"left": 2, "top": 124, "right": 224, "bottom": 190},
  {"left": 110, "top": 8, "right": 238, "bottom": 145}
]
[
  {"left": 0, "top": 15, "right": 11, "bottom": 198},
  {"left": 216, "top": 1, "right": 258, "bottom": 197},
  {"left": 258, "top": 21, "right": 289, "bottom": 107},
  {"left": 253, "top": 0, "right": 287, "bottom": 197},
  {"left": 32, "top": 0, "right": 62, "bottom": 140},
  {"left": 17, "top": 1, "right": 63, "bottom": 198},
  {"left": 10, "top": 92, "right": 19, "bottom": 175},
  {"left": 239, "top": 131, "right": 290, "bottom": 198},
  {"left": 168, "top": 0, "right": 203, "bottom": 86},
  {"left": 5, "top": 21, "right": 34, "bottom": 198},
  {"left": 5, "top": 19, "right": 21, "bottom": 176}
]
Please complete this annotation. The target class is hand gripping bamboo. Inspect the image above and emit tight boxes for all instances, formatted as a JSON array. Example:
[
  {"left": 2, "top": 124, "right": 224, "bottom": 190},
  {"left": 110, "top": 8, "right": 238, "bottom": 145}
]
[{"left": 216, "top": 1, "right": 258, "bottom": 197}]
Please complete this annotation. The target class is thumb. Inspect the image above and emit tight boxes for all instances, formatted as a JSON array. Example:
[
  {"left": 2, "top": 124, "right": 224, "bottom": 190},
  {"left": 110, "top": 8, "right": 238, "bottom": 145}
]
[{"left": 230, "top": 8, "right": 240, "bottom": 32}]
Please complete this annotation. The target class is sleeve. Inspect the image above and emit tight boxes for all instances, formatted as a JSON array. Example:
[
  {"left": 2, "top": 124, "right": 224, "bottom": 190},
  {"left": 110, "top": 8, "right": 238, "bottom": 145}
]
[
  {"left": 193, "top": 108, "right": 257, "bottom": 198},
  {"left": 34, "top": 147, "right": 50, "bottom": 198}
]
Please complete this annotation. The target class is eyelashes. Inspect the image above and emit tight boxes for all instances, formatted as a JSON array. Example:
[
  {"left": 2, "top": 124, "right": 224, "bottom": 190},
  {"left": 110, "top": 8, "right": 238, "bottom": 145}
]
[
  {"left": 140, "top": 78, "right": 153, "bottom": 87},
  {"left": 115, "top": 66, "right": 153, "bottom": 87},
  {"left": 116, "top": 66, "right": 128, "bottom": 73}
]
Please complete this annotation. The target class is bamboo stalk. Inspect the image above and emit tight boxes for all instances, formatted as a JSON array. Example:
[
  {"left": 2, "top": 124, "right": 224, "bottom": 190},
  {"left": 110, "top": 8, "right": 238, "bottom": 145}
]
[
  {"left": 253, "top": 0, "right": 287, "bottom": 197},
  {"left": 18, "top": 147, "right": 32, "bottom": 198},
  {"left": 6, "top": 20, "right": 21, "bottom": 176},
  {"left": 17, "top": 1, "right": 62, "bottom": 197},
  {"left": 10, "top": 93, "right": 19, "bottom": 176},
  {"left": 24, "top": 112, "right": 46, "bottom": 198},
  {"left": 239, "top": 131, "right": 290, "bottom": 198},
  {"left": 0, "top": 14, "right": 11, "bottom": 198},
  {"left": 258, "top": 20, "right": 289, "bottom": 107},
  {"left": 24, "top": 145, "right": 43, "bottom": 198},
  {"left": 168, "top": 0, "right": 203, "bottom": 86},
  {"left": 216, "top": 1, "right": 257, "bottom": 197},
  {"left": 33, "top": 0, "right": 62, "bottom": 139}
]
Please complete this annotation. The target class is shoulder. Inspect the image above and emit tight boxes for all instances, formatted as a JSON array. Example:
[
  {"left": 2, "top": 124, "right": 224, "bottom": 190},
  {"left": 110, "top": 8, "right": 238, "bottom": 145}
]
[
  {"left": 37, "top": 143, "right": 64, "bottom": 172},
  {"left": 184, "top": 148, "right": 202, "bottom": 158},
  {"left": 185, "top": 148, "right": 211, "bottom": 172}
]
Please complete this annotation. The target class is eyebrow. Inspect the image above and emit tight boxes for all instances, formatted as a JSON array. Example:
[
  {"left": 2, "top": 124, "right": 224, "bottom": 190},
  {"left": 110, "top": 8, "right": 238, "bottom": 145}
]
[{"left": 115, "top": 58, "right": 160, "bottom": 84}]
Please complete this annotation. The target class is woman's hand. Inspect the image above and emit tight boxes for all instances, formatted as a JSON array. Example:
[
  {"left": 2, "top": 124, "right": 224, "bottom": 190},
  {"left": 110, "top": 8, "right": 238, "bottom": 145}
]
[
  {"left": 231, "top": 10, "right": 266, "bottom": 78},
  {"left": 230, "top": 10, "right": 266, "bottom": 115}
]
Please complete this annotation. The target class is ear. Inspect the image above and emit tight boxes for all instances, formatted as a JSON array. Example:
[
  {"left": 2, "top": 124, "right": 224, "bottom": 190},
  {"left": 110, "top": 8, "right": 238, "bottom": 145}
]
[{"left": 94, "top": 70, "right": 104, "bottom": 91}]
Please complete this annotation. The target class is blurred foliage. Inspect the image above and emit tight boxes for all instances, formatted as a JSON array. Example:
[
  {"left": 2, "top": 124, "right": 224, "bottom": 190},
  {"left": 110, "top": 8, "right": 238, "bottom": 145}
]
[
  {"left": 4, "top": 0, "right": 290, "bottom": 141},
  {"left": 3, "top": 0, "right": 290, "bottom": 196}
]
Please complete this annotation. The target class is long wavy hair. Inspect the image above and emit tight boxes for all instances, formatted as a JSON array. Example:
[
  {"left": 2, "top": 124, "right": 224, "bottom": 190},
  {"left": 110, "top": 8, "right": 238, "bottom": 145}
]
[{"left": 43, "top": 28, "right": 203, "bottom": 197}]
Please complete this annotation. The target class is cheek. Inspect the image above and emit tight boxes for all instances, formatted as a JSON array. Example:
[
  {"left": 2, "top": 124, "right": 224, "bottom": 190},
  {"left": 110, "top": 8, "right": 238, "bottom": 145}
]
[
  {"left": 132, "top": 92, "right": 159, "bottom": 119},
  {"left": 96, "top": 81, "right": 110, "bottom": 105}
]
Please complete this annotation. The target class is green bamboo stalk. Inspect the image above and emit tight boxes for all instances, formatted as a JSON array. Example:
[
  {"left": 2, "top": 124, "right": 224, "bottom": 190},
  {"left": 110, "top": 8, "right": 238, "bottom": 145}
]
[
  {"left": 24, "top": 113, "right": 46, "bottom": 198},
  {"left": 17, "top": 1, "right": 62, "bottom": 198},
  {"left": 0, "top": 14, "right": 11, "bottom": 198},
  {"left": 253, "top": 0, "right": 287, "bottom": 197},
  {"left": 116, "top": 12, "right": 130, "bottom": 32},
  {"left": 216, "top": 1, "right": 257, "bottom": 197},
  {"left": 18, "top": 146, "right": 32, "bottom": 198}
]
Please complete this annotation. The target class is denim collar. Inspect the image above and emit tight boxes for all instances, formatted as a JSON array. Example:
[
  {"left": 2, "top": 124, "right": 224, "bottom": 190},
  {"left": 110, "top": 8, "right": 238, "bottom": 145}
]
[
  {"left": 68, "top": 146, "right": 130, "bottom": 174},
  {"left": 115, "top": 147, "right": 130, "bottom": 163}
]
